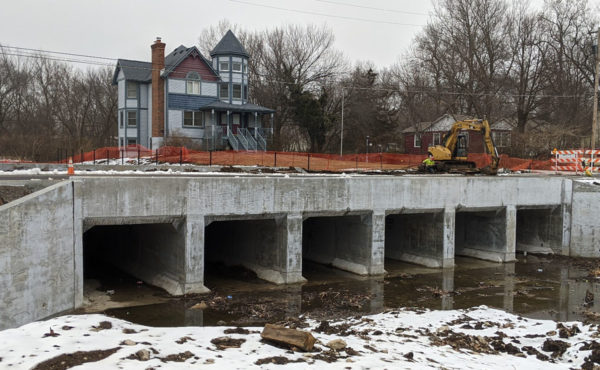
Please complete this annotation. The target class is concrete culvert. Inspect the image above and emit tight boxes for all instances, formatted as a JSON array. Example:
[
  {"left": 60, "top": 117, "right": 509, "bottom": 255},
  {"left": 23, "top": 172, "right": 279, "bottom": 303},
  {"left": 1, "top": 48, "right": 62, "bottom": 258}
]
[
  {"left": 83, "top": 222, "right": 186, "bottom": 295},
  {"left": 385, "top": 212, "right": 445, "bottom": 268},
  {"left": 455, "top": 208, "right": 510, "bottom": 263},
  {"left": 302, "top": 215, "right": 372, "bottom": 276},
  {"left": 204, "top": 218, "right": 284, "bottom": 285},
  {"left": 516, "top": 207, "right": 562, "bottom": 254}
]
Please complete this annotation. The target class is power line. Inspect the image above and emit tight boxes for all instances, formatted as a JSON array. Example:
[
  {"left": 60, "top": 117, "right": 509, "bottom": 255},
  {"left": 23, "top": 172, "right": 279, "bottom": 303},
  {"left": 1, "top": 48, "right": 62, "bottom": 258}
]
[
  {"left": 0, "top": 47, "right": 591, "bottom": 99},
  {"left": 228, "top": 0, "right": 425, "bottom": 26},
  {"left": 315, "top": 0, "right": 430, "bottom": 16}
]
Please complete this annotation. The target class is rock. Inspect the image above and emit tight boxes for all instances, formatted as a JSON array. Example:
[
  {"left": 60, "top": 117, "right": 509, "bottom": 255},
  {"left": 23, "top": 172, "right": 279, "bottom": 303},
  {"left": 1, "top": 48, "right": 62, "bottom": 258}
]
[
  {"left": 326, "top": 339, "right": 347, "bottom": 351},
  {"left": 121, "top": 339, "right": 136, "bottom": 346},
  {"left": 191, "top": 301, "right": 208, "bottom": 310},
  {"left": 217, "top": 320, "right": 227, "bottom": 326},
  {"left": 136, "top": 349, "right": 150, "bottom": 361},
  {"left": 261, "top": 324, "right": 316, "bottom": 351}
]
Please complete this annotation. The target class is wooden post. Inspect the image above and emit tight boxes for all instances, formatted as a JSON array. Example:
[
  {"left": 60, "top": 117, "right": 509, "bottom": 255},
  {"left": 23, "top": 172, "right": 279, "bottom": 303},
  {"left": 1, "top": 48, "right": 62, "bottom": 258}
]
[
  {"left": 307, "top": 153, "right": 310, "bottom": 171},
  {"left": 261, "top": 324, "right": 316, "bottom": 351},
  {"left": 93, "top": 150, "right": 96, "bottom": 165},
  {"left": 209, "top": 150, "right": 213, "bottom": 166},
  {"left": 274, "top": 152, "right": 277, "bottom": 167}
]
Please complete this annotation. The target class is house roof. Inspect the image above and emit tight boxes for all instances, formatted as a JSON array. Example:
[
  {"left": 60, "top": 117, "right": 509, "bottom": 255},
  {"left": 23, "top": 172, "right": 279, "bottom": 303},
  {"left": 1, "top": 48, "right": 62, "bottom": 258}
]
[
  {"left": 401, "top": 121, "right": 432, "bottom": 134},
  {"left": 210, "top": 30, "right": 249, "bottom": 58},
  {"left": 426, "top": 113, "right": 473, "bottom": 132},
  {"left": 112, "top": 59, "right": 152, "bottom": 85},
  {"left": 163, "top": 45, "right": 219, "bottom": 78},
  {"left": 491, "top": 117, "right": 554, "bottom": 132},
  {"left": 200, "top": 101, "right": 275, "bottom": 114}
]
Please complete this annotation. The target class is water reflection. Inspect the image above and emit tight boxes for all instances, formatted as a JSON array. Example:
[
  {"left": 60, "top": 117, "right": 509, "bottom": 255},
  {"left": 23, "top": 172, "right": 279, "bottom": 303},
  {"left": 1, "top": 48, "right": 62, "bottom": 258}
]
[{"left": 103, "top": 255, "right": 600, "bottom": 327}]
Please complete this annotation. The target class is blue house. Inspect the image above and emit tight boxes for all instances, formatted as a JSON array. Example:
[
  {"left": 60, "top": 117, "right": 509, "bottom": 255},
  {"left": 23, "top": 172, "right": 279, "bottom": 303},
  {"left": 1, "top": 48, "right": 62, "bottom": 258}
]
[{"left": 112, "top": 30, "right": 275, "bottom": 150}]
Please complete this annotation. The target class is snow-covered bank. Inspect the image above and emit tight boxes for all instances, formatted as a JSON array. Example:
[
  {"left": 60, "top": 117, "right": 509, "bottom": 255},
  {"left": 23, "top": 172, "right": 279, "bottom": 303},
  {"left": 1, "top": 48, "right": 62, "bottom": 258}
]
[{"left": 1, "top": 306, "right": 599, "bottom": 369}]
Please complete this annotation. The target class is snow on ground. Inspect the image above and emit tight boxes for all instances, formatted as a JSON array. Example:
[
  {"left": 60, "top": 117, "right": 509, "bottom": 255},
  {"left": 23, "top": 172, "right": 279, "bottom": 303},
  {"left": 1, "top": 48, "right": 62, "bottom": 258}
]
[{"left": 1, "top": 306, "right": 599, "bottom": 369}]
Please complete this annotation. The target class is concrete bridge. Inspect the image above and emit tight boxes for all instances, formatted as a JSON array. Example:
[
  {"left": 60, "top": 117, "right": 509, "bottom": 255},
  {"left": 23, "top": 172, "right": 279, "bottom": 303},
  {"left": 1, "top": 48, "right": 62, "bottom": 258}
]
[{"left": 1, "top": 174, "right": 599, "bottom": 329}]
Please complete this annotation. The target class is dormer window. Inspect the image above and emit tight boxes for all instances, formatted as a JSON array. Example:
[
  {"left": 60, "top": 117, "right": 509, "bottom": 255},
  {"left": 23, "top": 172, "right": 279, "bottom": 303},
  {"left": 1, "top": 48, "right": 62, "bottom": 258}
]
[
  {"left": 186, "top": 72, "right": 201, "bottom": 95},
  {"left": 232, "top": 62, "right": 242, "bottom": 72},
  {"left": 220, "top": 61, "right": 229, "bottom": 72}
]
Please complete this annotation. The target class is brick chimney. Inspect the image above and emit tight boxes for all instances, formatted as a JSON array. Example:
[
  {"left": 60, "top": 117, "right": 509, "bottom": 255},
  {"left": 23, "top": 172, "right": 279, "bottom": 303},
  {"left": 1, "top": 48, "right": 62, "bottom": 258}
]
[{"left": 151, "top": 37, "right": 165, "bottom": 138}]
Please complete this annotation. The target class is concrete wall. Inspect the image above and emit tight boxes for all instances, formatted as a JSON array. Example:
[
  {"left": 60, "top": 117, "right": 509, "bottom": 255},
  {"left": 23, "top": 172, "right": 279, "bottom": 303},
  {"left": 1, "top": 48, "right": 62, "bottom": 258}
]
[
  {"left": 2, "top": 174, "right": 595, "bottom": 330},
  {"left": 570, "top": 181, "right": 600, "bottom": 257},
  {"left": 0, "top": 181, "right": 80, "bottom": 330}
]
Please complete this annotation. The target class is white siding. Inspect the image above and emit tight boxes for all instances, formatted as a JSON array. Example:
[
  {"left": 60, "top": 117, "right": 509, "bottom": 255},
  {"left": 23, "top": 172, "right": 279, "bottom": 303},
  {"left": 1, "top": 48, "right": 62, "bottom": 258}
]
[
  {"left": 168, "top": 109, "right": 182, "bottom": 132},
  {"left": 221, "top": 75, "right": 230, "bottom": 82},
  {"left": 168, "top": 109, "right": 204, "bottom": 139},
  {"left": 140, "top": 83, "right": 149, "bottom": 109},
  {"left": 243, "top": 75, "right": 248, "bottom": 84},
  {"left": 126, "top": 99, "right": 137, "bottom": 108},
  {"left": 232, "top": 57, "right": 242, "bottom": 63},
  {"left": 118, "top": 80, "right": 125, "bottom": 109},
  {"left": 231, "top": 73, "right": 242, "bottom": 83},
  {"left": 232, "top": 100, "right": 242, "bottom": 105},
  {"left": 169, "top": 79, "right": 186, "bottom": 94},
  {"left": 201, "top": 82, "right": 217, "bottom": 97}
]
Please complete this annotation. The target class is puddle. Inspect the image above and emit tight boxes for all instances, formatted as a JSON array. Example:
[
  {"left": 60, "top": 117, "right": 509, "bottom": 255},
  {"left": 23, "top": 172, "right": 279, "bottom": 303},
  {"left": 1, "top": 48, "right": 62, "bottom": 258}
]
[{"left": 84, "top": 255, "right": 600, "bottom": 327}]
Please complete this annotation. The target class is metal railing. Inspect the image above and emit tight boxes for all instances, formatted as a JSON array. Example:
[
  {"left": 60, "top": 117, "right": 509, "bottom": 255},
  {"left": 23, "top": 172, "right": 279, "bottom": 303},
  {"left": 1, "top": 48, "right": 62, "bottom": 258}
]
[
  {"left": 254, "top": 128, "right": 267, "bottom": 151},
  {"left": 227, "top": 127, "right": 240, "bottom": 150},
  {"left": 240, "top": 128, "right": 257, "bottom": 150}
]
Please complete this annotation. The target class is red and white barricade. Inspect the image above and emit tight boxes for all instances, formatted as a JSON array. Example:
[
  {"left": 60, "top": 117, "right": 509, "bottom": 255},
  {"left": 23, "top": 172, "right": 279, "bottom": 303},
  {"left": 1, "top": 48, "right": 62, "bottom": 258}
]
[{"left": 552, "top": 149, "right": 599, "bottom": 173}]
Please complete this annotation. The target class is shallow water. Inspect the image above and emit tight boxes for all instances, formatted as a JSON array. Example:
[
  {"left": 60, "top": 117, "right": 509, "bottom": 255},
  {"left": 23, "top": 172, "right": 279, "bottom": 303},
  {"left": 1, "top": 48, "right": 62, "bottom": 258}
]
[{"left": 97, "top": 254, "right": 600, "bottom": 327}]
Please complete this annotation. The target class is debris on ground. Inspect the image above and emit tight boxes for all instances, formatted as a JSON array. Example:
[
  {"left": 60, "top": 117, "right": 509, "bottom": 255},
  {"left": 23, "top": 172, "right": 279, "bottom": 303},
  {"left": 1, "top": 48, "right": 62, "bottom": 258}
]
[
  {"left": 3, "top": 306, "right": 600, "bottom": 369},
  {"left": 261, "top": 323, "right": 316, "bottom": 351}
]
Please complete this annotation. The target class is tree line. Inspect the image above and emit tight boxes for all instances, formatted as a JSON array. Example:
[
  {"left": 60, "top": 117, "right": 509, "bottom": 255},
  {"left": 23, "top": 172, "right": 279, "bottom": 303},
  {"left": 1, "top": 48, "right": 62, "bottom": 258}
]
[{"left": 0, "top": 0, "right": 597, "bottom": 161}]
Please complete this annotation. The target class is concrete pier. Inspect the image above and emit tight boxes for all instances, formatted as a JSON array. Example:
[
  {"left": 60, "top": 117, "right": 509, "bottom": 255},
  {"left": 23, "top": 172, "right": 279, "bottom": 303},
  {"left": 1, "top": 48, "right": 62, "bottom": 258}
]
[{"left": 1, "top": 174, "right": 599, "bottom": 329}]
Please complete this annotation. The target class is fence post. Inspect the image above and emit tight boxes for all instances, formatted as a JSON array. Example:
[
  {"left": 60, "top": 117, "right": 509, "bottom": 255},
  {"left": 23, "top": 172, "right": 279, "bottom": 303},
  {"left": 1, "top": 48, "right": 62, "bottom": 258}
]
[
  {"left": 209, "top": 150, "right": 212, "bottom": 166},
  {"left": 106, "top": 149, "right": 109, "bottom": 164},
  {"left": 380, "top": 153, "right": 383, "bottom": 170},
  {"left": 180, "top": 147, "right": 183, "bottom": 166},
  {"left": 274, "top": 152, "right": 277, "bottom": 167},
  {"left": 93, "top": 150, "right": 96, "bottom": 165},
  {"left": 155, "top": 149, "right": 158, "bottom": 165},
  {"left": 307, "top": 153, "right": 310, "bottom": 171},
  {"left": 137, "top": 148, "right": 140, "bottom": 165},
  {"left": 356, "top": 155, "right": 358, "bottom": 170},
  {"left": 80, "top": 150, "right": 83, "bottom": 164}
]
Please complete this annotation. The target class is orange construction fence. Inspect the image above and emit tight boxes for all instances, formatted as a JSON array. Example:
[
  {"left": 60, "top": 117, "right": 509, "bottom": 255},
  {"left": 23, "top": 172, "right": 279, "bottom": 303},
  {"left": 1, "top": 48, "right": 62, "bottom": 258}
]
[{"left": 53, "top": 145, "right": 569, "bottom": 173}]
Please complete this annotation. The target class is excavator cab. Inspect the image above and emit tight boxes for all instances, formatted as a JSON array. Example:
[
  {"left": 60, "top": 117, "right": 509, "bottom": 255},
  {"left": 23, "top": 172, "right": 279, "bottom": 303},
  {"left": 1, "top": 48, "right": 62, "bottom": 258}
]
[{"left": 454, "top": 134, "right": 468, "bottom": 158}]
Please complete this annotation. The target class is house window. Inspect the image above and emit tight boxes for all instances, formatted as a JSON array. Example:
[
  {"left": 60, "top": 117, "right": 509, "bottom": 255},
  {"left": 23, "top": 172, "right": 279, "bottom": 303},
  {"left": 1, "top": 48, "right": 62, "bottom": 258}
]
[
  {"left": 220, "top": 112, "right": 228, "bottom": 125},
  {"left": 220, "top": 83, "right": 229, "bottom": 99},
  {"left": 493, "top": 131, "right": 511, "bottom": 147},
  {"left": 243, "top": 85, "right": 248, "bottom": 100},
  {"left": 186, "top": 72, "right": 201, "bottom": 95},
  {"left": 127, "top": 82, "right": 137, "bottom": 99},
  {"left": 127, "top": 111, "right": 137, "bottom": 127},
  {"left": 414, "top": 134, "right": 422, "bottom": 148},
  {"left": 119, "top": 111, "right": 123, "bottom": 128},
  {"left": 220, "top": 61, "right": 229, "bottom": 72},
  {"left": 232, "top": 62, "right": 242, "bottom": 72},
  {"left": 243, "top": 61, "right": 247, "bottom": 73},
  {"left": 232, "top": 84, "right": 242, "bottom": 99},
  {"left": 127, "top": 138, "right": 137, "bottom": 145},
  {"left": 433, "top": 132, "right": 441, "bottom": 146},
  {"left": 183, "top": 111, "right": 204, "bottom": 127}
]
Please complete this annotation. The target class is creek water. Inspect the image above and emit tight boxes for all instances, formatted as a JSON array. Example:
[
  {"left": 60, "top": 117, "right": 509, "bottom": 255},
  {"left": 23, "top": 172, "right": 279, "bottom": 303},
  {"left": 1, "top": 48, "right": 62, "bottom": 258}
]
[{"left": 89, "top": 254, "right": 600, "bottom": 327}]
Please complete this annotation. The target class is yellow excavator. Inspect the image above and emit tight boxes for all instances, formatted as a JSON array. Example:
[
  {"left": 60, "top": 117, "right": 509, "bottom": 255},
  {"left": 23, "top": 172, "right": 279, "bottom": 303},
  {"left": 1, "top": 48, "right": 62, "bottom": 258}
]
[{"left": 424, "top": 119, "right": 500, "bottom": 175}]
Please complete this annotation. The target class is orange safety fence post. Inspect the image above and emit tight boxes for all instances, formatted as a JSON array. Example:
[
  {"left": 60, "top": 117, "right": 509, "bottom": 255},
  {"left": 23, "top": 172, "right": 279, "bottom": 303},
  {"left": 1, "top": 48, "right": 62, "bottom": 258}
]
[{"left": 67, "top": 157, "right": 75, "bottom": 175}]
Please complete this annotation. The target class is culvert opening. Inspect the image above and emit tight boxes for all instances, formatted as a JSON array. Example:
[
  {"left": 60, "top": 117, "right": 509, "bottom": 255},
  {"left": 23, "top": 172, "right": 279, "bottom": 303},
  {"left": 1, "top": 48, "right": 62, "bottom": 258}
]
[
  {"left": 455, "top": 209, "right": 507, "bottom": 262},
  {"left": 516, "top": 207, "right": 562, "bottom": 254},
  {"left": 302, "top": 215, "right": 371, "bottom": 276},
  {"left": 384, "top": 212, "right": 444, "bottom": 269},
  {"left": 83, "top": 223, "right": 184, "bottom": 296},
  {"left": 204, "top": 218, "right": 280, "bottom": 285}
]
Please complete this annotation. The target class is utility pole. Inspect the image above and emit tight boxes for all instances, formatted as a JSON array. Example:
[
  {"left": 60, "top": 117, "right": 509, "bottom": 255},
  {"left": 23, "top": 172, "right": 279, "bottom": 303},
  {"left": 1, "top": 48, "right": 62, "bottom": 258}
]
[
  {"left": 592, "top": 27, "right": 600, "bottom": 152},
  {"left": 340, "top": 88, "right": 344, "bottom": 157}
]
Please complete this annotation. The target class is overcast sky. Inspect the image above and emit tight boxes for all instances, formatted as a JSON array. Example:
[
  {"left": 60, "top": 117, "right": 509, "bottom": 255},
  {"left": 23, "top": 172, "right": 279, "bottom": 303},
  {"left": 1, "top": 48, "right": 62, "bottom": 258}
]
[{"left": 0, "top": 0, "right": 598, "bottom": 71}]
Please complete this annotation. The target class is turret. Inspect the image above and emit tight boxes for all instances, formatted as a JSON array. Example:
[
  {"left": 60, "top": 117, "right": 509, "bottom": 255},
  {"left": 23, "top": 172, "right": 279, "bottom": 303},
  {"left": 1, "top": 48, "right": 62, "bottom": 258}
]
[{"left": 210, "top": 30, "right": 249, "bottom": 104}]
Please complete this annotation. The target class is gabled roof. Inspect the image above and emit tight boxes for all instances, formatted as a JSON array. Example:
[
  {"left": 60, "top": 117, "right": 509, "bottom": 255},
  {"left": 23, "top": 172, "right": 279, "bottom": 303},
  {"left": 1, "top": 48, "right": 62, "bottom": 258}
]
[
  {"left": 401, "top": 121, "right": 432, "bottom": 134},
  {"left": 112, "top": 59, "right": 152, "bottom": 85},
  {"left": 162, "top": 45, "right": 219, "bottom": 78},
  {"left": 210, "top": 30, "right": 249, "bottom": 58},
  {"left": 426, "top": 113, "right": 473, "bottom": 132}
]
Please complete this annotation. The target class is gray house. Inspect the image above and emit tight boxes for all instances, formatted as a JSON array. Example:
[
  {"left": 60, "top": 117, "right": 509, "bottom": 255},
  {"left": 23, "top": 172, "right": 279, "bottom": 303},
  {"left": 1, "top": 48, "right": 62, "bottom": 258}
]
[{"left": 112, "top": 30, "right": 275, "bottom": 150}]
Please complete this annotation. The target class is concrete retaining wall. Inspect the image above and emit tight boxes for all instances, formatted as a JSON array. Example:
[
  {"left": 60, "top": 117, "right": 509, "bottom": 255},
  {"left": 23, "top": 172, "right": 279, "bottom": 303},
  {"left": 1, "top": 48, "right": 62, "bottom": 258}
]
[
  {"left": 0, "top": 181, "right": 79, "bottom": 329},
  {"left": 1, "top": 174, "right": 598, "bottom": 330}
]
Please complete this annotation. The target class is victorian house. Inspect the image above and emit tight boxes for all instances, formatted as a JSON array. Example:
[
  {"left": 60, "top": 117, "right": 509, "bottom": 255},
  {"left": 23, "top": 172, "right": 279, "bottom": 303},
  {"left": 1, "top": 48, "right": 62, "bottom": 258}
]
[{"left": 112, "top": 30, "right": 275, "bottom": 150}]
